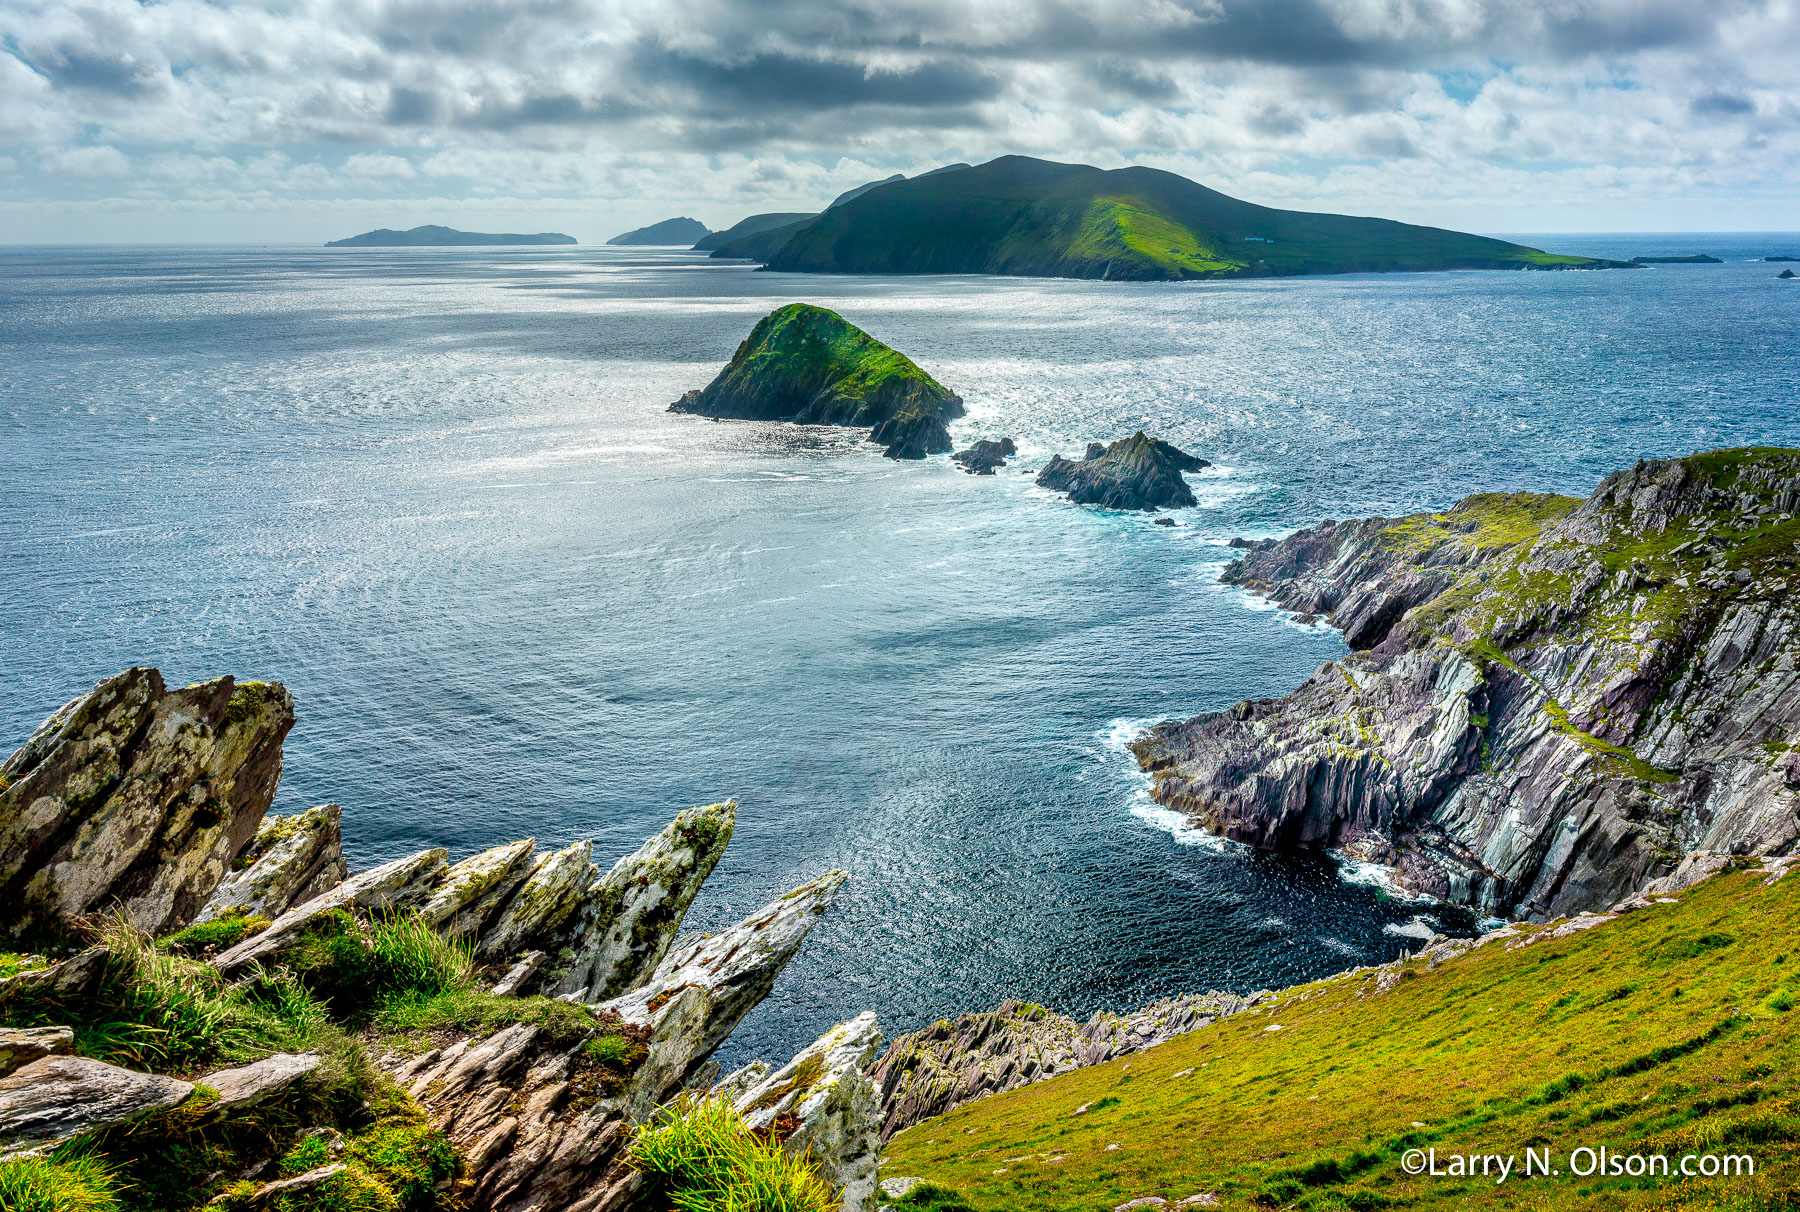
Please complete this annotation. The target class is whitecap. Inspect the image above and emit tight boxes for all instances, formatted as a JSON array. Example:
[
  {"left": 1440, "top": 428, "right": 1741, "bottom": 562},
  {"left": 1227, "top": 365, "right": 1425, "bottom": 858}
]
[{"left": 1329, "top": 851, "right": 1440, "bottom": 905}]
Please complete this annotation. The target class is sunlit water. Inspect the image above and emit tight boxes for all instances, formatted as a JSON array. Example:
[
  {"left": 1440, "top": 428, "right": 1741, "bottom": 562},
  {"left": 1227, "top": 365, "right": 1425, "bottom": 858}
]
[{"left": 4, "top": 234, "right": 1797, "bottom": 1067}]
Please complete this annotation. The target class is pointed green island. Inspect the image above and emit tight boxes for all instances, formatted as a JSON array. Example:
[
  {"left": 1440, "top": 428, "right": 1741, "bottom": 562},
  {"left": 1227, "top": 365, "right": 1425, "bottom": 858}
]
[
  {"left": 712, "top": 155, "right": 1630, "bottom": 281},
  {"left": 669, "top": 304, "right": 965, "bottom": 459}
]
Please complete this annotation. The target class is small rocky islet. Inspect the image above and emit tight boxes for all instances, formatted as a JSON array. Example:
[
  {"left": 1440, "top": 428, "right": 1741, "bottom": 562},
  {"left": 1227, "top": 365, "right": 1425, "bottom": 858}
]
[
  {"left": 1035, "top": 431, "right": 1211, "bottom": 511},
  {"left": 669, "top": 303, "right": 965, "bottom": 459}
]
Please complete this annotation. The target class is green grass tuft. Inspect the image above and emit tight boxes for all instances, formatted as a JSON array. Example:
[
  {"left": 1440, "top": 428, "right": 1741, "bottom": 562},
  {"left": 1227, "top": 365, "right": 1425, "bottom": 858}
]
[
  {"left": 0, "top": 1147, "right": 124, "bottom": 1212},
  {"left": 628, "top": 1095, "right": 837, "bottom": 1212},
  {"left": 160, "top": 913, "right": 271, "bottom": 957}
]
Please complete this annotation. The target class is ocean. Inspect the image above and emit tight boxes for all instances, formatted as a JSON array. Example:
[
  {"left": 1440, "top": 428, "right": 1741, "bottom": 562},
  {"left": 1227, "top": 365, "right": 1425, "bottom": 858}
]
[{"left": 3, "top": 233, "right": 1797, "bottom": 1067}]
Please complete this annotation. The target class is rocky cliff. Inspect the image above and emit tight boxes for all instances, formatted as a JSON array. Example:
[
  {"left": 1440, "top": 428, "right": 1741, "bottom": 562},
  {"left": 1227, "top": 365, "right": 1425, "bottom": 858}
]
[
  {"left": 669, "top": 303, "right": 966, "bottom": 459},
  {"left": 0, "top": 668, "right": 878, "bottom": 1212},
  {"left": 1131, "top": 448, "right": 1800, "bottom": 919}
]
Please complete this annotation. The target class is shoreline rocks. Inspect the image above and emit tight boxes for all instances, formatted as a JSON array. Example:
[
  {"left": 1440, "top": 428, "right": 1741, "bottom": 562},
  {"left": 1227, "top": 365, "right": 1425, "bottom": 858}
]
[
  {"left": 1036, "top": 432, "right": 1209, "bottom": 511},
  {"left": 1130, "top": 449, "right": 1800, "bottom": 919}
]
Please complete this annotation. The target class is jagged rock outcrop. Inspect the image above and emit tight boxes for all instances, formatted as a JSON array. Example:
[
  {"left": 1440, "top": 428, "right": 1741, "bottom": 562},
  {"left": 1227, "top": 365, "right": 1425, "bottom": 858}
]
[
  {"left": 0, "top": 1055, "right": 193, "bottom": 1158},
  {"left": 952, "top": 438, "right": 1017, "bottom": 475},
  {"left": 545, "top": 801, "right": 734, "bottom": 1002},
  {"left": 870, "top": 992, "right": 1257, "bottom": 1139},
  {"left": 0, "top": 668, "right": 294, "bottom": 938},
  {"left": 196, "top": 803, "right": 346, "bottom": 924},
  {"left": 472, "top": 840, "right": 594, "bottom": 964},
  {"left": 669, "top": 304, "right": 965, "bottom": 459},
  {"left": 1132, "top": 448, "right": 1800, "bottom": 919},
  {"left": 419, "top": 837, "right": 537, "bottom": 936},
  {"left": 1036, "top": 432, "right": 1210, "bottom": 511},
  {"left": 721, "top": 1011, "right": 884, "bottom": 1212},
  {"left": 380, "top": 870, "right": 848, "bottom": 1212}
]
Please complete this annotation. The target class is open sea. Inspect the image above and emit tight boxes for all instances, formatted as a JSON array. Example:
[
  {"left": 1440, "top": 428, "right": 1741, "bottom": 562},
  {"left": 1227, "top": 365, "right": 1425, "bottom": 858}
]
[{"left": 3, "top": 233, "right": 1797, "bottom": 1067}]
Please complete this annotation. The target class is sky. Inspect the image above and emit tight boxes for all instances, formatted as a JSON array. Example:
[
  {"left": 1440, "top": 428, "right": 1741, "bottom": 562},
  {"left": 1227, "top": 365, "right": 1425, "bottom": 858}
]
[{"left": 1, "top": 0, "right": 1797, "bottom": 244}]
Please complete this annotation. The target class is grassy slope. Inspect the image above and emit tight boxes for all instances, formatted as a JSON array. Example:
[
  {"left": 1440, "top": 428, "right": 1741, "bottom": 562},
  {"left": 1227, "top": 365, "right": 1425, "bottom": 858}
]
[
  {"left": 884, "top": 864, "right": 1800, "bottom": 1211},
  {"left": 757, "top": 157, "right": 1613, "bottom": 281}
]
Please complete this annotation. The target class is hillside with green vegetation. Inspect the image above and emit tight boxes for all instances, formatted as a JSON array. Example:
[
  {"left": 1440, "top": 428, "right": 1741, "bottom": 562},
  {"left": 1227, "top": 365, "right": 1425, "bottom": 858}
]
[
  {"left": 883, "top": 859, "right": 1800, "bottom": 1211},
  {"left": 692, "top": 212, "right": 816, "bottom": 251},
  {"left": 744, "top": 157, "right": 1623, "bottom": 281},
  {"left": 669, "top": 303, "right": 965, "bottom": 458}
]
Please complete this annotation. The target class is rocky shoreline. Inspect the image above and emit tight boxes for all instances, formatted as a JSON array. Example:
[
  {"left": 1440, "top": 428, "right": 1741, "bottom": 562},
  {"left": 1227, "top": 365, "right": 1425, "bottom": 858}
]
[{"left": 1131, "top": 449, "right": 1800, "bottom": 920}]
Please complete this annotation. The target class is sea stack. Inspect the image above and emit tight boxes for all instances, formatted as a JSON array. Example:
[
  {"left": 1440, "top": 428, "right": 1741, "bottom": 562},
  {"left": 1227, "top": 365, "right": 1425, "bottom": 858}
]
[
  {"left": 670, "top": 304, "right": 965, "bottom": 459},
  {"left": 952, "top": 438, "right": 1017, "bottom": 474},
  {"left": 1035, "top": 431, "right": 1209, "bottom": 510}
]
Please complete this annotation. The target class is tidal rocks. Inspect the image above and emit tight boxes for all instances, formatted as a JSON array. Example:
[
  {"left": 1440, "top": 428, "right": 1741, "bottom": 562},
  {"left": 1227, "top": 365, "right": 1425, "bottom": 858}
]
[
  {"left": 0, "top": 1055, "right": 193, "bottom": 1158},
  {"left": 722, "top": 1011, "right": 885, "bottom": 1212},
  {"left": 870, "top": 992, "right": 1257, "bottom": 1139},
  {"left": 195, "top": 802, "right": 345, "bottom": 925},
  {"left": 1036, "top": 432, "right": 1210, "bottom": 511},
  {"left": 952, "top": 438, "right": 1017, "bottom": 475},
  {"left": 1780, "top": 269, "right": 1796, "bottom": 280},
  {"left": 1131, "top": 448, "right": 1800, "bottom": 919},
  {"left": 0, "top": 668, "right": 294, "bottom": 939},
  {"left": 669, "top": 304, "right": 965, "bottom": 459}
]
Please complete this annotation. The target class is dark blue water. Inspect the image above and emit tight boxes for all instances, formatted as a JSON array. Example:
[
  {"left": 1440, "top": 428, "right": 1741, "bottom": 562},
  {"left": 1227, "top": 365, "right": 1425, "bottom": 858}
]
[{"left": 3, "top": 234, "right": 1797, "bottom": 1067}]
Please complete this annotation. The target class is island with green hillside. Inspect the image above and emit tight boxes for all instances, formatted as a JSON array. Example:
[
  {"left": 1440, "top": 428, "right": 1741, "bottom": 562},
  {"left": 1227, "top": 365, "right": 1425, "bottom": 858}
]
[
  {"left": 669, "top": 303, "right": 965, "bottom": 458},
  {"left": 712, "top": 155, "right": 1627, "bottom": 281},
  {"left": 606, "top": 217, "right": 711, "bottom": 246},
  {"left": 325, "top": 225, "right": 576, "bottom": 247},
  {"left": 691, "top": 212, "right": 815, "bottom": 251}
]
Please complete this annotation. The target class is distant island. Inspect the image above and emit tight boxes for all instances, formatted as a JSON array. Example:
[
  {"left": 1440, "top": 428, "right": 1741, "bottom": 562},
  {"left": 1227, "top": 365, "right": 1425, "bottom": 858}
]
[
  {"left": 1630, "top": 254, "right": 1722, "bottom": 264},
  {"left": 325, "top": 225, "right": 575, "bottom": 247},
  {"left": 607, "top": 217, "right": 711, "bottom": 246},
  {"left": 691, "top": 213, "right": 815, "bottom": 252},
  {"left": 669, "top": 303, "right": 965, "bottom": 459},
  {"left": 708, "top": 155, "right": 1629, "bottom": 281}
]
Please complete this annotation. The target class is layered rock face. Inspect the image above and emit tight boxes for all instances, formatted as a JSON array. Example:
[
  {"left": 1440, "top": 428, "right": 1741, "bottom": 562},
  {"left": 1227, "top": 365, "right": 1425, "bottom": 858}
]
[
  {"left": 669, "top": 303, "right": 966, "bottom": 459},
  {"left": 1131, "top": 449, "right": 1800, "bottom": 919},
  {"left": 0, "top": 668, "right": 294, "bottom": 938},
  {"left": 1037, "top": 432, "right": 1210, "bottom": 511},
  {"left": 869, "top": 992, "right": 1258, "bottom": 1139}
]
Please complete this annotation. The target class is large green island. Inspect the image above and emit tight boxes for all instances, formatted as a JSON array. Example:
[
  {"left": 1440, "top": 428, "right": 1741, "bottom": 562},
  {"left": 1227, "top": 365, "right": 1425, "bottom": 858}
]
[{"left": 710, "top": 156, "right": 1626, "bottom": 281}]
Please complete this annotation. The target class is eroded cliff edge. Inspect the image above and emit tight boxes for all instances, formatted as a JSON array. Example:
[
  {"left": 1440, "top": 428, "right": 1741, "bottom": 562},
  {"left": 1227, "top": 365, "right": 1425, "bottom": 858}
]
[{"left": 1130, "top": 447, "right": 1800, "bottom": 919}]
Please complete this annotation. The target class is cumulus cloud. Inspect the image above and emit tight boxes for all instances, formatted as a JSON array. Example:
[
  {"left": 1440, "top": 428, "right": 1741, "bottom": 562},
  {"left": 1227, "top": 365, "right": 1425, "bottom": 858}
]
[{"left": 0, "top": 0, "right": 1796, "bottom": 236}]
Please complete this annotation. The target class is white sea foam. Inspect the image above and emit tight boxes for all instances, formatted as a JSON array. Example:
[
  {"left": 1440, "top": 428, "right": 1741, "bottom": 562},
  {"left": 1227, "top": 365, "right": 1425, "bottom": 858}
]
[
  {"left": 1330, "top": 851, "right": 1441, "bottom": 905},
  {"left": 1102, "top": 717, "right": 1248, "bottom": 854},
  {"left": 1383, "top": 915, "right": 1440, "bottom": 941}
]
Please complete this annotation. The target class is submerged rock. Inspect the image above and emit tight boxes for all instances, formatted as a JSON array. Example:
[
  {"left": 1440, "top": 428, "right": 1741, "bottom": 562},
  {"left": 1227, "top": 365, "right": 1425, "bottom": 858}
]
[
  {"left": 1130, "top": 449, "right": 1800, "bottom": 918},
  {"left": 952, "top": 437, "right": 1017, "bottom": 474},
  {"left": 724, "top": 1011, "right": 884, "bottom": 1212},
  {"left": 0, "top": 668, "right": 294, "bottom": 939},
  {"left": 669, "top": 304, "right": 965, "bottom": 459},
  {"left": 1781, "top": 269, "right": 1796, "bottom": 279},
  {"left": 1036, "top": 432, "right": 1210, "bottom": 511}
]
